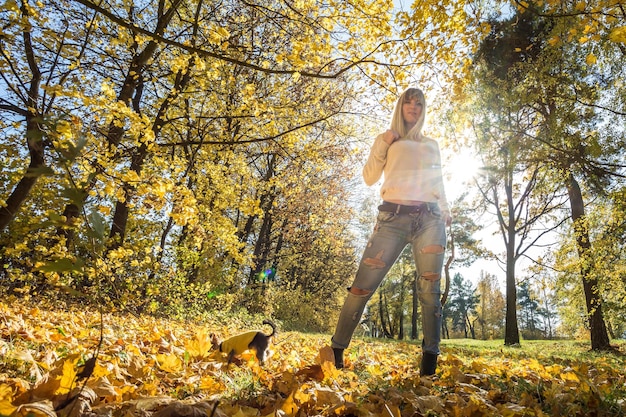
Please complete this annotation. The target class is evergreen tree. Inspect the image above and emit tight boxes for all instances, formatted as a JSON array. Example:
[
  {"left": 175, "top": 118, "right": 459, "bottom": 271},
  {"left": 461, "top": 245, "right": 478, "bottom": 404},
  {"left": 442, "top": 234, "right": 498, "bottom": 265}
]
[{"left": 444, "top": 273, "right": 480, "bottom": 338}]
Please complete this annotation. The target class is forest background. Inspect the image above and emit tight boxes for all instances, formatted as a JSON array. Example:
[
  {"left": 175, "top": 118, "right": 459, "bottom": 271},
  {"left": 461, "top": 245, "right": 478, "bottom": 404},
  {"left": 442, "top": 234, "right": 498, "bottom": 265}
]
[{"left": 1, "top": 0, "right": 626, "bottom": 352}]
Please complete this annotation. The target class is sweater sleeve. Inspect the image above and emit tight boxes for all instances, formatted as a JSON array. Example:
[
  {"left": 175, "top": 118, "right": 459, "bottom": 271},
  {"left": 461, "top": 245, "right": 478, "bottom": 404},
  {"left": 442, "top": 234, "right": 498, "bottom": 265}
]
[
  {"left": 362, "top": 134, "right": 390, "bottom": 186},
  {"left": 434, "top": 144, "right": 450, "bottom": 218}
]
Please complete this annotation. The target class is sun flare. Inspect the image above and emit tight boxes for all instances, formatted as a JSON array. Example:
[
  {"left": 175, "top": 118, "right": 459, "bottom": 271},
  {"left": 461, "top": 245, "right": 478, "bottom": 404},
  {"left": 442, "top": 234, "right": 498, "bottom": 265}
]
[{"left": 444, "top": 148, "right": 483, "bottom": 199}]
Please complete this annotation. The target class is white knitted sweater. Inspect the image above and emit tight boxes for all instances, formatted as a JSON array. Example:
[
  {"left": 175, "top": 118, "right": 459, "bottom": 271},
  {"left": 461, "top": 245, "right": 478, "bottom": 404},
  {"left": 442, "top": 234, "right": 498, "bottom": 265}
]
[{"left": 363, "top": 134, "right": 450, "bottom": 217}]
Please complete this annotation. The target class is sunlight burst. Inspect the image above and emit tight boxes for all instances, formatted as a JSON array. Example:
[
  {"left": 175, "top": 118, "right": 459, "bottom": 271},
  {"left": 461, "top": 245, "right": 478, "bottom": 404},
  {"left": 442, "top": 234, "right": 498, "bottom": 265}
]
[{"left": 445, "top": 148, "right": 483, "bottom": 199}]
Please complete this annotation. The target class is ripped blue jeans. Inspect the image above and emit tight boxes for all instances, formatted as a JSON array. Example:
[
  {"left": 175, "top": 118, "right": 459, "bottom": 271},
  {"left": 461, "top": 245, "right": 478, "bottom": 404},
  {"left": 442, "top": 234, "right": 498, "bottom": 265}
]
[{"left": 331, "top": 203, "right": 446, "bottom": 355}]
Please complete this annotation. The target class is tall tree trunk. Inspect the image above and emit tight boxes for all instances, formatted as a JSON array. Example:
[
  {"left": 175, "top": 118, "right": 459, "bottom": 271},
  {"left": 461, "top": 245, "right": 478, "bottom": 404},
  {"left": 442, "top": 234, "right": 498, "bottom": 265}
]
[
  {"left": 504, "top": 241, "right": 520, "bottom": 345},
  {"left": 0, "top": 114, "right": 44, "bottom": 232},
  {"left": 463, "top": 314, "right": 469, "bottom": 338},
  {"left": 567, "top": 173, "right": 611, "bottom": 351},
  {"left": 541, "top": 287, "right": 553, "bottom": 339},
  {"left": 248, "top": 191, "right": 277, "bottom": 285},
  {"left": 606, "top": 321, "right": 616, "bottom": 339},
  {"left": 398, "top": 272, "right": 407, "bottom": 340},
  {"left": 378, "top": 291, "right": 390, "bottom": 338},
  {"left": 411, "top": 274, "right": 418, "bottom": 340},
  {"left": 0, "top": 6, "right": 43, "bottom": 233},
  {"left": 466, "top": 316, "right": 476, "bottom": 339},
  {"left": 106, "top": 143, "right": 150, "bottom": 248},
  {"left": 503, "top": 178, "right": 520, "bottom": 345}
]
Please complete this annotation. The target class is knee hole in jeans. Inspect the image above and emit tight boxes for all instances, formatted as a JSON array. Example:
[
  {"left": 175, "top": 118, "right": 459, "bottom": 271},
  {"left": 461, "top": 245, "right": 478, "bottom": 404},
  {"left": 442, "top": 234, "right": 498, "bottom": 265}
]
[
  {"left": 420, "top": 244, "right": 445, "bottom": 254},
  {"left": 421, "top": 272, "right": 441, "bottom": 281},
  {"left": 348, "top": 286, "right": 372, "bottom": 296},
  {"left": 363, "top": 250, "right": 386, "bottom": 269}
]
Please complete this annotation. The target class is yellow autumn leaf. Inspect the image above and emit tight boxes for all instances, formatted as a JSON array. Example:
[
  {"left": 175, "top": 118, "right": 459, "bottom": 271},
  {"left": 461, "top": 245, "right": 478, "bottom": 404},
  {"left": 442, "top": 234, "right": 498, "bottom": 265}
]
[
  {"left": 320, "top": 360, "right": 341, "bottom": 380},
  {"left": 208, "top": 25, "right": 230, "bottom": 44},
  {"left": 2, "top": 0, "right": 18, "bottom": 11},
  {"left": 586, "top": 53, "right": 597, "bottom": 65},
  {"left": 56, "top": 357, "right": 79, "bottom": 394},
  {"left": 293, "top": 386, "right": 312, "bottom": 405},
  {"left": 152, "top": 181, "right": 169, "bottom": 198},
  {"left": 184, "top": 330, "right": 213, "bottom": 358},
  {"left": 0, "top": 384, "right": 17, "bottom": 416},
  {"left": 609, "top": 26, "right": 626, "bottom": 44},
  {"left": 560, "top": 371, "right": 580, "bottom": 383},
  {"left": 366, "top": 364, "right": 384, "bottom": 376},
  {"left": 199, "top": 375, "right": 223, "bottom": 391},
  {"left": 316, "top": 345, "right": 335, "bottom": 366},
  {"left": 122, "top": 169, "right": 140, "bottom": 183},
  {"left": 93, "top": 204, "right": 110, "bottom": 217},
  {"left": 156, "top": 353, "right": 183, "bottom": 373},
  {"left": 279, "top": 392, "right": 298, "bottom": 417},
  {"left": 100, "top": 81, "right": 116, "bottom": 99},
  {"left": 55, "top": 120, "right": 73, "bottom": 139}
]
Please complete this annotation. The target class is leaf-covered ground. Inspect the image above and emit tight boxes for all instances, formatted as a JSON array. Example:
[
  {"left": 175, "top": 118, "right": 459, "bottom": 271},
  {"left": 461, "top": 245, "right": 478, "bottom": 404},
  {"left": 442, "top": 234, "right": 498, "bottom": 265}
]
[{"left": 1, "top": 300, "right": 625, "bottom": 417}]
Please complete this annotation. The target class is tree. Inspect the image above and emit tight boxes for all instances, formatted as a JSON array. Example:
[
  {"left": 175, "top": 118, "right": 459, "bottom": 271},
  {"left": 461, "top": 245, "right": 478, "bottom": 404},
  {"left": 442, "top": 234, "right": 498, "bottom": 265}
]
[
  {"left": 554, "top": 189, "right": 626, "bottom": 340},
  {"left": 513, "top": 4, "right": 625, "bottom": 350},
  {"left": 475, "top": 271, "right": 505, "bottom": 340},
  {"left": 588, "top": 190, "right": 626, "bottom": 338},
  {"left": 0, "top": 0, "right": 98, "bottom": 234},
  {"left": 517, "top": 280, "right": 543, "bottom": 339},
  {"left": 469, "top": 108, "right": 567, "bottom": 345},
  {"left": 0, "top": 0, "right": 413, "bottom": 325},
  {"left": 443, "top": 272, "right": 479, "bottom": 338},
  {"left": 526, "top": 262, "right": 559, "bottom": 339},
  {"left": 490, "top": 0, "right": 626, "bottom": 352}
]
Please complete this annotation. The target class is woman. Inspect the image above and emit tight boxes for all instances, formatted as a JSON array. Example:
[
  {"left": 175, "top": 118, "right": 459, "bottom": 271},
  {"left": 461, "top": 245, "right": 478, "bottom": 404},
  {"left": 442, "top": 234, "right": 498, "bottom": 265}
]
[{"left": 330, "top": 87, "right": 452, "bottom": 376}]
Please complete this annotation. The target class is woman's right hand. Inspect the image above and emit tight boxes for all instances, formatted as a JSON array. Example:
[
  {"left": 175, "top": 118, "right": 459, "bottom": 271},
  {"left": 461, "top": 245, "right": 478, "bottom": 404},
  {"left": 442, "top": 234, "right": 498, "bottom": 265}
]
[{"left": 382, "top": 129, "right": 400, "bottom": 145}]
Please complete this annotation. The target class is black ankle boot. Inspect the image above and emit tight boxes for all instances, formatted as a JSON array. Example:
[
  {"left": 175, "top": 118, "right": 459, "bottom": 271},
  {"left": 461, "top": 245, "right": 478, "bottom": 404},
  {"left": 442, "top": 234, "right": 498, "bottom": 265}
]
[
  {"left": 420, "top": 352, "right": 438, "bottom": 376},
  {"left": 332, "top": 348, "right": 344, "bottom": 369}
]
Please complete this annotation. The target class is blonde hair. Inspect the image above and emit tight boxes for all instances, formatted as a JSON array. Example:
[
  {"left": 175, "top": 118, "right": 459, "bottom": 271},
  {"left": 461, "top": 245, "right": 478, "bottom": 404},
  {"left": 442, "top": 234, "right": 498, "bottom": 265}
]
[{"left": 390, "top": 88, "right": 426, "bottom": 140}]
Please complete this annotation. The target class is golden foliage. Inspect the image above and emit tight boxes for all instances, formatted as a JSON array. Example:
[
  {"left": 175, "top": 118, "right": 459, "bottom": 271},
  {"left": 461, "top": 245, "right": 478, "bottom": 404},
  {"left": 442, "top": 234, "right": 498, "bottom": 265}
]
[
  {"left": 609, "top": 26, "right": 626, "bottom": 44},
  {"left": 1, "top": 301, "right": 625, "bottom": 417}
]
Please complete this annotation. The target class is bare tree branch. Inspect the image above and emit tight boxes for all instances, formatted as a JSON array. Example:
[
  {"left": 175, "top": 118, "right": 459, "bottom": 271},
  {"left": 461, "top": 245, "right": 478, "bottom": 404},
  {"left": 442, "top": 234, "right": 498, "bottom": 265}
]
[{"left": 70, "top": 0, "right": 403, "bottom": 79}]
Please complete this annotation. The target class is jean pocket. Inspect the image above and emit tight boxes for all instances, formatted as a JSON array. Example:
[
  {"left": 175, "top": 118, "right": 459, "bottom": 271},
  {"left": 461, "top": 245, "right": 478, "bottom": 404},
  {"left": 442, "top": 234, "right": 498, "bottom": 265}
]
[{"left": 428, "top": 204, "right": 442, "bottom": 219}]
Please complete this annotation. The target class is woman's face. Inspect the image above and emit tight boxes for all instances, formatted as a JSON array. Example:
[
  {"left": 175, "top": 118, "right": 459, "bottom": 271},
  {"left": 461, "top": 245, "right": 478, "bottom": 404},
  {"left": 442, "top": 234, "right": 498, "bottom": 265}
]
[{"left": 402, "top": 97, "right": 423, "bottom": 128}]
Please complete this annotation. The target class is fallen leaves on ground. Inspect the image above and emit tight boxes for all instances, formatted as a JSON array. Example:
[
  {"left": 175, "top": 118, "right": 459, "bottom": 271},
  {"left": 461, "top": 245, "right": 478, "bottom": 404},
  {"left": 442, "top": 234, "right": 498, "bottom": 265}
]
[{"left": 1, "top": 301, "right": 625, "bottom": 416}]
